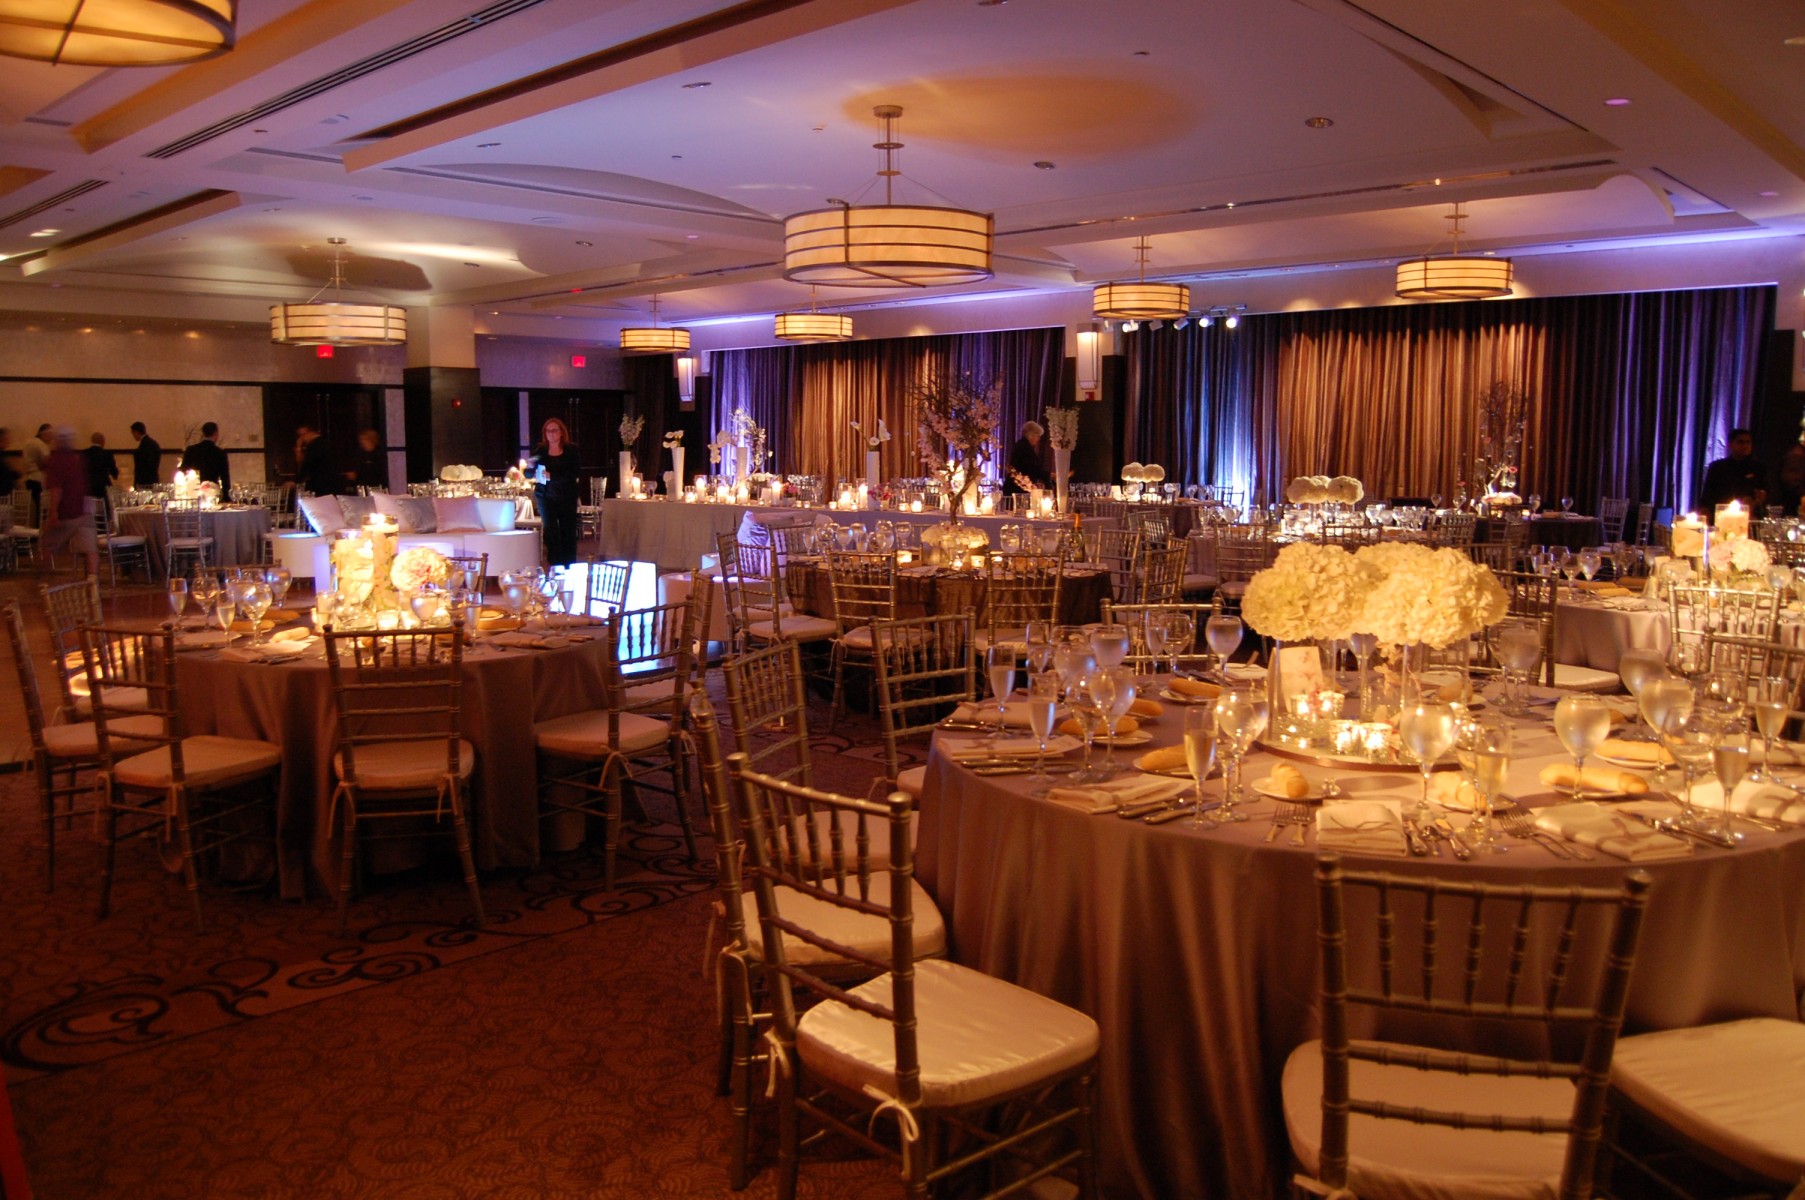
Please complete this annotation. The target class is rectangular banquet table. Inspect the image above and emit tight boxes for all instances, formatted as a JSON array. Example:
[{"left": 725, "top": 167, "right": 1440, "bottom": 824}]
[
  {"left": 174, "top": 626, "right": 610, "bottom": 899},
  {"left": 117, "top": 505, "right": 272, "bottom": 577},
  {"left": 915, "top": 684, "right": 1805, "bottom": 1199}
]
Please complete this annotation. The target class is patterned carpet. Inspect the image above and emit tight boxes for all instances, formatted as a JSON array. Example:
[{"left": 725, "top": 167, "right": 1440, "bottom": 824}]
[{"left": 1, "top": 670, "right": 915, "bottom": 1198}]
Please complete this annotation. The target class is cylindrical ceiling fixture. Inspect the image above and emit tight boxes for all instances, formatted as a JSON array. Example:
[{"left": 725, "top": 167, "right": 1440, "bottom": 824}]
[
  {"left": 269, "top": 238, "right": 406, "bottom": 346},
  {"left": 782, "top": 105, "right": 993, "bottom": 288},
  {"left": 0, "top": 0, "right": 235, "bottom": 66},
  {"left": 1396, "top": 203, "right": 1514, "bottom": 300},
  {"left": 774, "top": 311, "right": 853, "bottom": 343},
  {"left": 1093, "top": 236, "right": 1190, "bottom": 321},
  {"left": 620, "top": 296, "right": 690, "bottom": 353}
]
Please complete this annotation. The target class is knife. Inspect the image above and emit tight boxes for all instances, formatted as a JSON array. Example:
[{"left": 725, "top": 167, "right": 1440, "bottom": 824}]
[
  {"left": 1431, "top": 815, "right": 1473, "bottom": 861},
  {"left": 1147, "top": 800, "right": 1222, "bottom": 824},
  {"left": 1402, "top": 819, "right": 1431, "bottom": 857}
]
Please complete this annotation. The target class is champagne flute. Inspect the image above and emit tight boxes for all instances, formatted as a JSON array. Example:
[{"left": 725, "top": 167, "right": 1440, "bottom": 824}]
[
  {"left": 1212, "top": 682, "right": 1268, "bottom": 820},
  {"left": 1751, "top": 676, "right": 1789, "bottom": 782},
  {"left": 1024, "top": 672, "right": 1061, "bottom": 787},
  {"left": 1466, "top": 717, "right": 1513, "bottom": 854},
  {"left": 1712, "top": 729, "right": 1750, "bottom": 842},
  {"left": 166, "top": 578, "right": 189, "bottom": 630},
  {"left": 1090, "top": 624, "right": 1131, "bottom": 671},
  {"left": 986, "top": 644, "right": 1020, "bottom": 741},
  {"left": 213, "top": 591, "right": 237, "bottom": 646},
  {"left": 1553, "top": 695, "right": 1611, "bottom": 799},
  {"left": 1205, "top": 613, "right": 1243, "bottom": 682},
  {"left": 1349, "top": 631, "right": 1378, "bottom": 716},
  {"left": 1183, "top": 706, "right": 1218, "bottom": 826},
  {"left": 1399, "top": 702, "right": 1458, "bottom": 820},
  {"left": 1093, "top": 665, "right": 1137, "bottom": 779},
  {"left": 1617, "top": 648, "right": 1669, "bottom": 741}
]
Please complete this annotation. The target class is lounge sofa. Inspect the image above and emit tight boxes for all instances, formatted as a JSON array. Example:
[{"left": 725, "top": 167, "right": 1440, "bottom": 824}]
[{"left": 269, "top": 494, "right": 540, "bottom": 583}]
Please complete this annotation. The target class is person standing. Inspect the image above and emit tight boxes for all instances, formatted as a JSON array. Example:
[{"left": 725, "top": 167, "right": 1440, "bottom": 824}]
[
  {"left": 351, "top": 428, "right": 386, "bottom": 494},
  {"left": 1004, "top": 420, "right": 1052, "bottom": 495},
  {"left": 1697, "top": 427, "right": 1769, "bottom": 515},
  {"left": 531, "top": 417, "right": 581, "bottom": 567},
  {"left": 22, "top": 423, "right": 50, "bottom": 526},
  {"left": 296, "top": 424, "right": 345, "bottom": 496},
  {"left": 0, "top": 428, "right": 18, "bottom": 501},
  {"left": 129, "top": 421, "right": 162, "bottom": 487},
  {"left": 178, "top": 422, "right": 230, "bottom": 492},
  {"left": 82, "top": 432, "right": 118, "bottom": 502},
  {"left": 38, "top": 428, "right": 98, "bottom": 578}
]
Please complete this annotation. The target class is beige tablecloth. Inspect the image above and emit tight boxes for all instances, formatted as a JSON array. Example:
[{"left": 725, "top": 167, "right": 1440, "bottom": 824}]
[
  {"left": 786, "top": 560, "right": 1114, "bottom": 626},
  {"left": 176, "top": 633, "right": 610, "bottom": 899},
  {"left": 118, "top": 505, "right": 271, "bottom": 577},
  {"left": 916, "top": 687, "right": 1805, "bottom": 1199}
]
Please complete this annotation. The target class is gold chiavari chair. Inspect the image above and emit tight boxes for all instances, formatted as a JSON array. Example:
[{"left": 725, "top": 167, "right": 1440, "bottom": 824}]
[
  {"left": 1494, "top": 569, "right": 1620, "bottom": 693},
  {"left": 1215, "top": 527, "right": 1279, "bottom": 610},
  {"left": 39, "top": 577, "right": 111, "bottom": 721},
  {"left": 723, "top": 639, "right": 813, "bottom": 787},
  {"left": 1698, "top": 631, "right": 1805, "bottom": 719},
  {"left": 716, "top": 532, "right": 752, "bottom": 653},
  {"left": 163, "top": 498, "right": 214, "bottom": 581},
  {"left": 871, "top": 613, "right": 977, "bottom": 799},
  {"left": 1428, "top": 511, "right": 1478, "bottom": 548},
  {"left": 586, "top": 557, "right": 631, "bottom": 617},
  {"left": 1599, "top": 496, "right": 1631, "bottom": 542},
  {"left": 980, "top": 549, "right": 1064, "bottom": 650},
  {"left": 1125, "top": 507, "right": 1172, "bottom": 544},
  {"left": 323, "top": 627, "right": 483, "bottom": 935},
  {"left": 1669, "top": 585, "right": 1781, "bottom": 673},
  {"left": 533, "top": 596, "right": 703, "bottom": 887},
  {"left": 1181, "top": 527, "right": 1220, "bottom": 597},
  {"left": 730, "top": 755, "right": 1098, "bottom": 1200},
  {"left": 1130, "top": 541, "right": 1188, "bottom": 604},
  {"left": 1102, "top": 600, "right": 1212, "bottom": 674},
  {"left": 81, "top": 624, "right": 281, "bottom": 929},
  {"left": 1087, "top": 526, "right": 1141, "bottom": 599},
  {"left": 825, "top": 548, "right": 898, "bottom": 728},
  {"left": 1285, "top": 854, "right": 1651, "bottom": 1200},
  {"left": 736, "top": 538, "right": 837, "bottom": 651}
]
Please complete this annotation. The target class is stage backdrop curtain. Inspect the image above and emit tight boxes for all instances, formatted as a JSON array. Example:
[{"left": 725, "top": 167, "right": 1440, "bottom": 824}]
[
  {"left": 1122, "top": 284, "right": 1773, "bottom": 512},
  {"left": 709, "top": 328, "right": 1065, "bottom": 484}
]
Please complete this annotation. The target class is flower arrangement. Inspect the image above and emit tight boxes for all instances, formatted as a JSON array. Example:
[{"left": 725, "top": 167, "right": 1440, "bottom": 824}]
[
  {"left": 1121, "top": 463, "right": 1168, "bottom": 485},
  {"left": 851, "top": 418, "right": 891, "bottom": 451},
  {"left": 1354, "top": 543, "right": 1508, "bottom": 648},
  {"left": 708, "top": 430, "right": 731, "bottom": 466},
  {"left": 439, "top": 464, "right": 484, "bottom": 483},
  {"left": 727, "top": 407, "right": 768, "bottom": 472},
  {"left": 1471, "top": 380, "right": 1529, "bottom": 500},
  {"left": 1708, "top": 536, "right": 1771, "bottom": 579},
  {"left": 913, "top": 368, "right": 1002, "bottom": 519},
  {"left": 330, "top": 524, "right": 397, "bottom": 610},
  {"left": 391, "top": 545, "right": 451, "bottom": 593},
  {"left": 1044, "top": 407, "right": 1080, "bottom": 451},
  {"left": 619, "top": 414, "right": 646, "bottom": 446},
  {"left": 1241, "top": 543, "right": 1380, "bottom": 642},
  {"left": 1284, "top": 475, "right": 1364, "bottom": 505},
  {"left": 662, "top": 430, "right": 683, "bottom": 449}
]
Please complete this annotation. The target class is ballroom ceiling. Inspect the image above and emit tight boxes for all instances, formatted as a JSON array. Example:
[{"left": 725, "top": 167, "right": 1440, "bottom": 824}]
[{"left": 1, "top": 0, "right": 1803, "bottom": 340}]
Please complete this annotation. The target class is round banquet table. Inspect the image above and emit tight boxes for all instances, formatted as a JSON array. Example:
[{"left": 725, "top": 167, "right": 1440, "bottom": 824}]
[
  {"left": 914, "top": 685, "right": 1805, "bottom": 1199},
  {"left": 785, "top": 558, "right": 1114, "bottom": 626},
  {"left": 117, "top": 505, "right": 272, "bottom": 577},
  {"left": 1478, "top": 514, "right": 1605, "bottom": 549},
  {"left": 1554, "top": 596, "right": 1805, "bottom": 673},
  {"left": 173, "top": 625, "right": 610, "bottom": 900}
]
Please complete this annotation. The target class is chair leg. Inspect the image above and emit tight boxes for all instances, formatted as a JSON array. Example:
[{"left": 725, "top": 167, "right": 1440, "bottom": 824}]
[
  {"left": 1077, "top": 1069, "right": 1100, "bottom": 1198},
  {"left": 173, "top": 789, "right": 205, "bottom": 932},
  {"left": 37, "top": 758, "right": 55, "bottom": 892},
  {"left": 828, "top": 643, "right": 845, "bottom": 733},
  {"left": 904, "top": 1112, "right": 933, "bottom": 1200},
  {"left": 601, "top": 772, "right": 622, "bottom": 891},
  {"left": 775, "top": 1045, "right": 801, "bottom": 1200},
  {"left": 97, "top": 788, "right": 119, "bottom": 919},
  {"left": 670, "top": 739, "right": 699, "bottom": 863},
  {"left": 725, "top": 955, "right": 756, "bottom": 1189},
  {"left": 336, "top": 804, "right": 357, "bottom": 937},
  {"left": 449, "top": 789, "right": 485, "bottom": 927}
]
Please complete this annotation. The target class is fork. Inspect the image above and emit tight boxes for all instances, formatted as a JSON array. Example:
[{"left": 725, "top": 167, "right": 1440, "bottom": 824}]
[
  {"left": 1497, "top": 806, "right": 1591, "bottom": 860},
  {"left": 1272, "top": 802, "right": 1311, "bottom": 847}
]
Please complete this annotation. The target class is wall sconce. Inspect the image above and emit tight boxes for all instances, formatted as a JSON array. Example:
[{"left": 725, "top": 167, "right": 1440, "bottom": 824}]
[
  {"left": 676, "top": 353, "right": 697, "bottom": 404},
  {"left": 1076, "top": 323, "right": 1101, "bottom": 397}
]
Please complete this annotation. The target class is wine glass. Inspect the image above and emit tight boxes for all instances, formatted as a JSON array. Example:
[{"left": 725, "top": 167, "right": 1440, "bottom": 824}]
[
  {"left": 241, "top": 580, "right": 272, "bottom": 646},
  {"left": 1183, "top": 705, "right": 1218, "bottom": 826},
  {"left": 191, "top": 569, "right": 219, "bottom": 617},
  {"left": 1555, "top": 549, "right": 1579, "bottom": 599},
  {"left": 1024, "top": 620, "right": 1054, "bottom": 676},
  {"left": 1212, "top": 682, "right": 1267, "bottom": 820},
  {"left": 1617, "top": 649, "right": 1668, "bottom": 741},
  {"left": 1577, "top": 548, "right": 1602, "bottom": 589},
  {"left": 1560, "top": 496, "right": 1574, "bottom": 514},
  {"left": 501, "top": 578, "right": 532, "bottom": 623},
  {"left": 1349, "top": 631, "right": 1379, "bottom": 716},
  {"left": 1465, "top": 717, "right": 1513, "bottom": 854},
  {"left": 1490, "top": 619, "right": 1542, "bottom": 714},
  {"left": 1092, "top": 665, "right": 1137, "bottom": 779},
  {"left": 1090, "top": 624, "right": 1131, "bottom": 672},
  {"left": 1711, "top": 727, "right": 1750, "bottom": 842},
  {"left": 985, "top": 644, "right": 1020, "bottom": 741},
  {"left": 1205, "top": 612, "right": 1243, "bottom": 681},
  {"left": 1751, "top": 676, "right": 1789, "bottom": 782},
  {"left": 1640, "top": 675, "right": 1696, "bottom": 812},
  {"left": 1024, "top": 671, "right": 1061, "bottom": 787},
  {"left": 264, "top": 566, "right": 292, "bottom": 608},
  {"left": 410, "top": 585, "right": 444, "bottom": 627},
  {"left": 1141, "top": 614, "right": 1168, "bottom": 685},
  {"left": 1051, "top": 632, "right": 1089, "bottom": 695},
  {"left": 1527, "top": 492, "right": 1543, "bottom": 513},
  {"left": 1553, "top": 695, "right": 1611, "bottom": 799},
  {"left": 1160, "top": 611, "right": 1195, "bottom": 679},
  {"left": 1065, "top": 662, "right": 1105, "bottom": 783},
  {"left": 1430, "top": 492, "right": 1444, "bottom": 510},
  {"left": 166, "top": 578, "right": 189, "bottom": 630},
  {"left": 1399, "top": 702, "right": 1458, "bottom": 820},
  {"left": 213, "top": 590, "right": 237, "bottom": 646},
  {"left": 315, "top": 588, "right": 341, "bottom": 631}
]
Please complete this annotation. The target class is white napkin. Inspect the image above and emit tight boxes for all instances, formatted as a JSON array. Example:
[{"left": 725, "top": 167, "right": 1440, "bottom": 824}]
[
  {"left": 1045, "top": 775, "right": 1186, "bottom": 814},
  {"left": 1315, "top": 800, "right": 1409, "bottom": 856},
  {"left": 491, "top": 632, "right": 571, "bottom": 650},
  {"left": 945, "top": 735, "right": 1080, "bottom": 761},
  {"left": 1533, "top": 802, "right": 1691, "bottom": 861},
  {"left": 217, "top": 638, "right": 313, "bottom": 663},
  {"left": 1686, "top": 779, "right": 1805, "bottom": 826},
  {"left": 953, "top": 700, "right": 1035, "bottom": 729},
  {"left": 175, "top": 631, "right": 228, "bottom": 651}
]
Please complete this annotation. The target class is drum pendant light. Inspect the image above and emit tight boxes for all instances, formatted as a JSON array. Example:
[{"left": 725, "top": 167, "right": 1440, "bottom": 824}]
[
  {"left": 269, "top": 238, "right": 407, "bottom": 347},
  {"left": 1093, "top": 237, "right": 1190, "bottom": 321},
  {"left": 1396, "top": 203, "right": 1514, "bottom": 300}
]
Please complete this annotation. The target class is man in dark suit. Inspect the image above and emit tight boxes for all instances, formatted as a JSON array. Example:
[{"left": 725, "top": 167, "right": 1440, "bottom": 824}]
[
  {"left": 129, "top": 421, "right": 162, "bottom": 487},
  {"left": 179, "top": 421, "right": 230, "bottom": 492},
  {"left": 82, "top": 431, "right": 118, "bottom": 500},
  {"left": 296, "top": 424, "right": 345, "bottom": 496}
]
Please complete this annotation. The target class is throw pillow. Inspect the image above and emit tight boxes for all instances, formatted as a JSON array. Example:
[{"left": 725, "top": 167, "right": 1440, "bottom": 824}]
[
  {"left": 434, "top": 496, "right": 486, "bottom": 534},
  {"left": 298, "top": 495, "right": 347, "bottom": 535}
]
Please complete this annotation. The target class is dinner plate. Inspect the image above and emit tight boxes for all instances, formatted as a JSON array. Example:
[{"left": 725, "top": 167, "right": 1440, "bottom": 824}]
[
  {"left": 1252, "top": 776, "right": 1330, "bottom": 802},
  {"left": 1594, "top": 751, "right": 1668, "bottom": 770},
  {"left": 1160, "top": 687, "right": 1217, "bottom": 705},
  {"left": 1095, "top": 730, "right": 1153, "bottom": 747}
]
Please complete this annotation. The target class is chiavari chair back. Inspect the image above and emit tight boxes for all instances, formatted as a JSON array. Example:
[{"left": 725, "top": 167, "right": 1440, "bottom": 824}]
[
  {"left": 722, "top": 639, "right": 813, "bottom": 788},
  {"left": 1287, "top": 854, "right": 1650, "bottom": 1200},
  {"left": 1698, "top": 632, "right": 1805, "bottom": 719},
  {"left": 81, "top": 623, "right": 279, "bottom": 929},
  {"left": 1634, "top": 502, "right": 1655, "bottom": 545},
  {"left": 730, "top": 754, "right": 1097, "bottom": 1199},
  {"left": 323, "top": 627, "right": 482, "bottom": 934},
  {"left": 982, "top": 549, "right": 1064, "bottom": 649},
  {"left": 1102, "top": 600, "right": 1212, "bottom": 673},
  {"left": 1216, "top": 528, "right": 1280, "bottom": 609},
  {"left": 94, "top": 501, "right": 149, "bottom": 584},
  {"left": 39, "top": 577, "right": 103, "bottom": 720},
  {"left": 9, "top": 489, "right": 38, "bottom": 565},
  {"left": 1669, "top": 585, "right": 1780, "bottom": 672},
  {"left": 163, "top": 499, "right": 214, "bottom": 580},
  {"left": 825, "top": 548, "right": 898, "bottom": 727},
  {"left": 871, "top": 613, "right": 976, "bottom": 797},
  {"left": 1087, "top": 527, "right": 1141, "bottom": 597},
  {"left": 736, "top": 538, "right": 837, "bottom": 650},
  {"left": 1429, "top": 511, "right": 1478, "bottom": 548},
  {"left": 1599, "top": 496, "right": 1631, "bottom": 542},
  {"left": 586, "top": 557, "right": 631, "bottom": 616},
  {"left": 1125, "top": 508, "right": 1172, "bottom": 545},
  {"left": 1131, "top": 541, "right": 1188, "bottom": 604}
]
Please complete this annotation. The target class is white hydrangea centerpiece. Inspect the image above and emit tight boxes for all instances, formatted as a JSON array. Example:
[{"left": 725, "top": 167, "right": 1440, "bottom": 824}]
[
  {"left": 1354, "top": 543, "right": 1509, "bottom": 648},
  {"left": 1241, "top": 543, "right": 1380, "bottom": 642},
  {"left": 1707, "top": 536, "right": 1771, "bottom": 585}
]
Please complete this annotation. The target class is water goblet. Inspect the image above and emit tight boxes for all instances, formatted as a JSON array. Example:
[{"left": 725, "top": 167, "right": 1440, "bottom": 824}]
[
  {"left": 1090, "top": 623, "right": 1131, "bottom": 671},
  {"left": 1091, "top": 665, "right": 1137, "bottom": 779},
  {"left": 166, "top": 578, "right": 189, "bottom": 630},
  {"left": 1527, "top": 492, "right": 1543, "bottom": 513},
  {"left": 241, "top": 581, "right": 273, "bottom": 645},
  {"left": 1024, "top": 620, "right": 1054, "bottom": 675},
  {"left": 213, "top": 591, "right": 237, "bottom": 646},
  {"left": 1024, "top": 672, "right": 1061, "bottom": 787},
  {"left": 1212, "top": 681, "right": 1268, "bottom": 820},
  {"left": 1160, "top": 611, "right": 1195, "bottom": 679},
  {"left": 1399, "top": 702, "right": 1458, "bottom": 821},
  {"left": 501, "top": 578, "right": 532, "bottom": 623},
  {"left": 1430, "top": 492, "right": 1444, "bottom": 510},
  {"left": 1640, "top": 675, "right": 1696, "bottom": 812},
  {"left": 1555, "top": 549, "right": 1580, "bottom": 598},
  {"left": 1142, "top": 615, "right": 1169, "bottom": 684},
  {"left": 1577, "top": 548, "right": 1602, "bottom": 589},
  {"left": 1553, "top": 695, "right": 1611, "bottom": 799},
  {"left": 985, "top": 644, "right": 1020, "bottom": 741},
  {"left": 1560, "top": 496, "right": 1574, "bottom": 514},
  {"left": 1617, "top": 649, "right": 1669, "bottom": 742},
  {"left": 1490, "top": 619, "right": 1542, "bottom": 714},
  {"left": 1205, "top": 612, "right": 1243, "bottom": 681},
  {"left": 1751, "top": 676, "right": 1789, "bottom": 782},
  {"left": 410, "top": 585, "right": 444, "bottom": 627},
  {"left": 191, "top": 569, "right": 219, "bottom": 615},
  {"left": 1066, "top": 666, "right": 1104, "bottom": 783},
  {"left": 1183, "top": 706, "right": 1218, "bottom": 826},
  {"left": 315, "top": 589, "right": 341, "bottom": 631},
  {"left": 264, "top": 565, "right": 292, "bottom": 607}
]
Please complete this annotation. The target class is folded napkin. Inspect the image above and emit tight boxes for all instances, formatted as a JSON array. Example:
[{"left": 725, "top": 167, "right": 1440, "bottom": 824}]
[
  {"left": 217, "top": 639, "right": 312, "bottom": 663},
  {"left": 1686, "top": 779, "right": 1805, "bottom": 826},
  {"left": 543, "top": 613, "right": 604, "bottom": 629},
  {"left": 1045, "top": 775, "right": 1187, "bottom": 814},
  {"left": 944, "top": 735, "right": 1080, "bottom": 761},
  {"left": 490, "top": 632, "right": 571, "bottom": 650},
  {"left": 269, "top": 626, "right": 311, "bottom": 643},
  {"left": 1315, "top": 800, "right": 1409, "bottom": 856},
  {"left": 175, "top": 630, "right": 229, "bottom": 651},
  {"left": 1533, "top": 802, "right": 1691, "bottom": 861},
  {"left": 953, "top": 700, "right": 1037, "bottom": 729}
]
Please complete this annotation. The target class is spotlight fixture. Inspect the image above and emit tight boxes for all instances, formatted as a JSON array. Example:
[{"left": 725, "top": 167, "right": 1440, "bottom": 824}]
[
  {"left": 0, "top": 0, "right": 234, "bottom": 66},
  {"left": 1396, "top": 203, "right": 1514, "bottom": 300},
  {"left": 619, "top": 296, "right": 690, "bottom": 353},
  {"left": 1172, "top": 316, "right": 1190, "bottom": 330},
  {"left": 774, "top": 286, "right": 853, "bottom": 342},
  {"left": 783, "top": 105, "right": 993, "bottom": 288},
  {"left": 1200, "top": 315, "right": 1213, "bottom": 328},
  {"left": 1093, "top": 236, "right": 1190, "bottom": 320},
  {"left": 1120, "top": 320, "right": 1141, "bottom": 333},
  {"left": 269, "top": 238, "right": 407, "bottom": 346},
  {"left": 1197, "top": 305, "right": 1245, "bottom": 329},
  {"left": 1224, "top": 314, "right": 1239, "bottom": 330}
]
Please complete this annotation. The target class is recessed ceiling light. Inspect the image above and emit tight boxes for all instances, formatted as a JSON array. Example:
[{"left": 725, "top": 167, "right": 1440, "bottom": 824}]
[
  {"left": 1760, "top": 190, "right": 1780, "bottom": 198},
  {"left": 532, "top": 216, "right": 563, "bottom": 225},
  {"left": 28, "top": 228, "right": 58, "bottom": 237},
  {"left": 682, "top": 81, "right": 711, "bottom": 88},
  {"left": 1304, "top": 116, "right": 1333, "bottom": 129},
  {"left": 1604, "top": 97, "right": 1631, "bottom": 106},
  {"left": 1132, "top": 49, "right": 1150, "bottom": 57},
  {"left": 686, "top": 233, "right": 700, "bottom": 240},
  {"left": 576, "top": 240, "right": 593, "bottom": 246},
  {"left": 477, "top": 142, "right": 501, "bottom": 148},
  {"left": 1033, "top": 160, "right": 1056, "bottom": 170}
]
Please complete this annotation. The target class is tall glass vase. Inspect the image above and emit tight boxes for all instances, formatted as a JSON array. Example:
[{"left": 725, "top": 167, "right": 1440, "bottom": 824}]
[
  {"left": 865, "top": 449, "right": 881, "bottom": 501},
  {"left": 618, "top": 451, "right": 635, "bottom": 498},
  {"left": 1053, "top": 447, "right": 1073, "bottom": 514},
  {"left": 667, "top": 446, "right": 684, "bottom": 497}
]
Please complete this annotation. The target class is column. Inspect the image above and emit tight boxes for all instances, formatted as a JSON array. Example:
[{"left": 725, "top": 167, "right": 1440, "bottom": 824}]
[{"left": 402, "top": 306, "right": 481, "bottom": 483}]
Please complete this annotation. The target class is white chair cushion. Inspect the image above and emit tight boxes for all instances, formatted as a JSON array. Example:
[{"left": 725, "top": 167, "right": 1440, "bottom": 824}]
[
  {"left": 1553, "top": 664, "right": 1620, "bottom": 694},
  {"left": 334, "top": 738, "right": 474, "bottom": 791},
  {"left": 104, "top": 535, "right": 148, "bottom": 548},
  {"left": 42, "top": 714, "right": 163, "bottom": 759},
  {"left": 747, "top": 615, "right": 837, "bottom": 642},
  {"left": 68, "top": 684, "right": 153, "bottom": 717},
  {"left": 740, "top": 874, "right": 945, "bottom": 967},
  {"left": 798, "top": 958, "right": 1098, "bottom": 1110},
  {"left": 115, "top": 735, "right": 282, "bottom": 791},
  {"left": 1611, "top": 1018, "right": 1805, "bottom": 1183},
  {"left": 1181, "top": 573, "right": 1219, "bottom": 591},
  {"left": 896, "top": 765, "right": 926, "bottom": 798},
  {"left": 837, "top": 625, "right": 875, "bottom": 649},
  {"left": 1281, "top": 1039, "right": 1574, "bottom": 1200},
  {"left": 533, "top": 710, "right": 670, "bottom": 758},
  {"left": 167, "top": 537, "right": 214, "bottom": 548}
]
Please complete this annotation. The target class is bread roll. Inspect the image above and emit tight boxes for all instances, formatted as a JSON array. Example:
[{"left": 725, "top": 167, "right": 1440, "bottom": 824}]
[
  {"left": 1428, "top": 772, "right": 1484, "bottom": 811},
  {"left": 1134, "top": 746, "right": 1189, "bottom": 773},
  {"left": 1267, "top": 763, "right": 1310, "bottom": 798},
  {"left": 1058, "top": 715, "right": 1141, "bottom": 738},
  {"left": 1537, "top": 763, "right": 1650, "bottom": 795},
  {"left": 1598, "top": 738, "right": 1673, "bottom": 765},
  {"left": 1169, "top": 677, "right": 1221, "bottom": 699},
  {"left": 1128, "top": 698, "right": 1165, "bottom": 719}
]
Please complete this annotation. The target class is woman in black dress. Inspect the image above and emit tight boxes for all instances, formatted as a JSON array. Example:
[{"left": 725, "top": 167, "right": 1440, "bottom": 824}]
[{"left": 532, "top": 417, "right": 581, "bottom": 567}]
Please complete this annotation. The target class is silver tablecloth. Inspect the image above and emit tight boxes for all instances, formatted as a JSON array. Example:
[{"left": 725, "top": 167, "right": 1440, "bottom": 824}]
[{"left": 118, "top": 505, "right": 271, "bottom": 577}]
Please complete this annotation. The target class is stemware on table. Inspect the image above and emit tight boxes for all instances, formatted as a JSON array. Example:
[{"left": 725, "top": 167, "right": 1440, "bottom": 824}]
[
  {"left": 1205, "top": 612, "right": 1243, "bottom": 682},
  {"left": 1462, "top": 715, "right": 1512, "bottom": 854},
  {"left": 1212, "top": 681, "right": 1268, "bottom": 821},
  {"left": 1024, "top": 671, "right": 1061, "bottom": 789},
  {"left": 1399, "top": 701, "right": 1457, "bottom": 821},
  {"left": 1183, "top": 705, "right": 1218, "bottom": 826},
  {"left": 985, "top": 644, "right": 1020, "bottom": 742},
  {"left": 1553, "top": 695, "right": 1611, "bottom": 798},
  {"left": 1091, "top": 664, "right": 1137, "bottom": 779}
]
